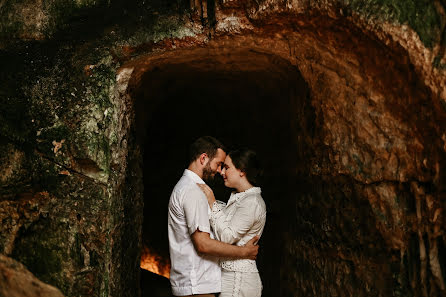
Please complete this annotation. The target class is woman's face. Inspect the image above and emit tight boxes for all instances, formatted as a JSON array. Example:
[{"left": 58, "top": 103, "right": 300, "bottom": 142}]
[{"left": 221, "top": 155, "right": 242, "bottom": 189}]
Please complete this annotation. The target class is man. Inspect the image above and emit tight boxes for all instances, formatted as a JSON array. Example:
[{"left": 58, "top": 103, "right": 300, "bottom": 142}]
[{"left": 168, "top": 136, "right": 259, "bottom": 297}]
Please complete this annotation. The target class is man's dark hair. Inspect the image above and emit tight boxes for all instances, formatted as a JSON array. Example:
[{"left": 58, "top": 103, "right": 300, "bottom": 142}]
[
  {"left": 229, "top": 148, "right": 263, "bottom": 186},
  {"left": 189, "top": 136, "right": 226, "bottom": 164}
]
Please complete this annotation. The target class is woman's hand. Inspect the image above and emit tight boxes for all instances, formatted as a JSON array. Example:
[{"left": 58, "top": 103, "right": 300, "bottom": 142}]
[{"left": 197, "top": 183, "right": 216, "bottom": 208}]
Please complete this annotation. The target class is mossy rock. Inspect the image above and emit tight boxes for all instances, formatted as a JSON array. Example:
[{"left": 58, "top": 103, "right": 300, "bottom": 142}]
[
  {"left": 11, "top": 217, "right": 70, "bottom": 294},
  {"left": 341, "top": 0, "right": 443, "bottom": 48},
  {"left": 0, "top": 0, "right": 111, "bottom": 40}
]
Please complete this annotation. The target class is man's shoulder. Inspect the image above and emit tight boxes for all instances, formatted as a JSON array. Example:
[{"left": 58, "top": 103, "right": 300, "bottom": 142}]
[
  {"left": 173, "top": 176, "right": 196, "bottom": 193},
  {"left": 171, "top": 176, "right": 204, "bottom": 200}
]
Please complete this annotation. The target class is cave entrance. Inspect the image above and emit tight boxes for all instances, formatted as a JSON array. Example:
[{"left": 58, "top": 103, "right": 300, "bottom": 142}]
[{"left": 127, "top": 47, "right": 311, "bottom": 296}]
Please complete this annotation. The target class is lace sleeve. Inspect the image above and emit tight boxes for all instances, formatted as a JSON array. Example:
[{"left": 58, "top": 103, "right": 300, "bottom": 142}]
[
  {"left": 209, "top": 200, "right": 226, "bottom": 238},
  {"left": 211, "top": 197, "right": 258, "bottom": 245},
  {"left": 212, "top": 200, "right": 226, "bottom": 212}
]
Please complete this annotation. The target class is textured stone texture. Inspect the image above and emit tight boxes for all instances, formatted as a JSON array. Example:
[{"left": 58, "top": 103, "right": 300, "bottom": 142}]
[
  {"left": 0, "top": 0, "right": 111, "bottom": 40},
  {"left": 0, "top": 254, "right": 65, "bottom": 297},
  {"left": 0, "top": 0, "right": 445, "bottom": 297},
  {"left": 0, "top": 22, "right": 143, "bottom": 296}
]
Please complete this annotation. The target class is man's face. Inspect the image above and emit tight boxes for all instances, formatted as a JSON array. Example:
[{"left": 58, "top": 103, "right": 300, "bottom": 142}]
[{"left": 202, "top": 148, "right": 226, "bottom": 182}]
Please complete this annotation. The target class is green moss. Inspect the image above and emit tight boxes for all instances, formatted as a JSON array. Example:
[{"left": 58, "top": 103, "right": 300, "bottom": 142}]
[
  {"left": 100, "top": 136, "right": 111, "bottom": 173},
  {"left": 43, "top": 0, "right": 103, "bottom": 38},
  {"left": 69, "top": 233, "right": 84, "bottom": 268},
  {"left": 0, "top": 20, "right": 23, "bottom": 39},
  {"left": 0, "top": 0, "right": 27, "bottom": 39},
  {"left": 101, "top": 266, "right": 109, "bottom": 297},
  {"left": 344, "top": 0, "right": 442, "bottom": 48},
  {"left": 88, "top": 63, "right": 115, "bottom": 109},
  {"left": 0, "top": 0, "right": 111, "bottom": 40},
  {"left": 0, "top": 5, "right": 189, "bottom": 297},
  {"left": 12, "top": 217, "right": 69, "bottom": 294},
  {"left": 121, "top": 14, "right": 196, "bottom": 46},
  {"left": 36, "top": 124, "right": 70, "bottom": 153},
  {"left": 73, "top": 131, "right": 112, "bottom": 176}
]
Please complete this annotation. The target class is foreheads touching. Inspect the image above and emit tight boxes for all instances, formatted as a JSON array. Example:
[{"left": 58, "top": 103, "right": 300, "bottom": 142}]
[{"left": 189, "top": 136, "right": 226, "bottom": 180}]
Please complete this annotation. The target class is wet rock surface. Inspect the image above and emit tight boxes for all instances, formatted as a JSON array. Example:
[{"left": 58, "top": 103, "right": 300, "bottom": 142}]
[
  {"left": 0, "top": 0, "right": 445, "bottom": 297},
  {"left": 0, "top": 254, "right": 65, "bottom": 297}
]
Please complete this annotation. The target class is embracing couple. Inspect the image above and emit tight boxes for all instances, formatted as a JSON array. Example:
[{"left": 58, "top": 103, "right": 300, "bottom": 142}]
[{"left": 168, "top": 136, "right": 266, "bottom": 297}]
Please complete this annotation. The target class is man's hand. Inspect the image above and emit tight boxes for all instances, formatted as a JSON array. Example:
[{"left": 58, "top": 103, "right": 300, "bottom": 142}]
[{"left": 243, "top": 235, "right": 260, "bottom": 260}]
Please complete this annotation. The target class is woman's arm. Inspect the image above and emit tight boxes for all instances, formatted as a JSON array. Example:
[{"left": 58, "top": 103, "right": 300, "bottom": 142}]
[
  {"left": 197, "top": 184, "right": 260, "bottom": 245},
  {"left": 210, "top": 198, "right": 258, "bottom": 244}
]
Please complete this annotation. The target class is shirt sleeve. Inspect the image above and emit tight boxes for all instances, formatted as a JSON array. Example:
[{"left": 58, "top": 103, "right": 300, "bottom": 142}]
[
  {"left": 183, "top": 185, "right": 211, "bottom": 235},
  {"left": 210, "top": 197, "right": 258, "bottom": 245}
]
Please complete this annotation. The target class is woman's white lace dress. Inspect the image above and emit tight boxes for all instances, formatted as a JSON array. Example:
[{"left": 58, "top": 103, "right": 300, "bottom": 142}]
[{"left": 209, "top": 187, "right": 266, "bottom": 297}]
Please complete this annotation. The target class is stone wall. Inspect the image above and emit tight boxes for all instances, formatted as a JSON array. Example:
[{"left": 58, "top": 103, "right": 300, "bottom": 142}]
[
  {"left": 0, "top": 254, "right": 65, "bottom": 297},
  {"left": 0, "top": 0, "right": 445, "bottom": 296}
]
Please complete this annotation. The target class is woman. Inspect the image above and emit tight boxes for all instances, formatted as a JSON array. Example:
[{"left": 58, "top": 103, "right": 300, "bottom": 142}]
[{"left": 198, "top": 148, "right": 266, "bottom": 297}]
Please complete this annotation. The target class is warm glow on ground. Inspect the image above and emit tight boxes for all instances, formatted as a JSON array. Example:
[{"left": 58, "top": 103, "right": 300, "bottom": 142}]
[{"left": 140, "top": 247, "right": 170, "bottom": 278}]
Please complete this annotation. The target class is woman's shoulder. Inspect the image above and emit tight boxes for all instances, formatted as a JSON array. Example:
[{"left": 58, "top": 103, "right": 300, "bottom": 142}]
[{"left": 243, "top": 190, "right": 266, "bottom": 210}]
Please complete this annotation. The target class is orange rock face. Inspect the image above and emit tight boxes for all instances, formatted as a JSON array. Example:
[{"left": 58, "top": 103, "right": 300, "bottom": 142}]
[{"left": 0, "top": 254, "right": 65, "bottom": 297}]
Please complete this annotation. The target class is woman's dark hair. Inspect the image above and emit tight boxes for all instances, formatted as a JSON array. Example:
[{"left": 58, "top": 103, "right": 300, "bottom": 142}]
[
  {"left": 189, "top": 136, "right": 226, "bottom": 164},
  {"left": 229, "top": 148, "right": 262, "bottom": 186}
]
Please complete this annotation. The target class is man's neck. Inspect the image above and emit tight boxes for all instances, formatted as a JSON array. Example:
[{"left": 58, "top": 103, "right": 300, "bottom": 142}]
[{"left": 187, "top": 163, "right": 203, "bottom": 179}]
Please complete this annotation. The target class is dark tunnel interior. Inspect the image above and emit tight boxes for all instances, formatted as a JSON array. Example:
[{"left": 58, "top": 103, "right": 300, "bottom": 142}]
[{"left": 131, "top": 50, "right": 312, "bottom": 296}]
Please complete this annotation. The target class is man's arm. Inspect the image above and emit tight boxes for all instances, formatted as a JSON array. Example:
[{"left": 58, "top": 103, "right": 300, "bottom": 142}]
[{"left": 191, "top": 230, "right": 259, "bottom": 259}]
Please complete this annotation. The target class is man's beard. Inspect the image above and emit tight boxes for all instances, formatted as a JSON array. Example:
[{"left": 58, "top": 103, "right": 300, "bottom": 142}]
[{"left": 202, "top": 162, "right": 216, "bottom": 183}]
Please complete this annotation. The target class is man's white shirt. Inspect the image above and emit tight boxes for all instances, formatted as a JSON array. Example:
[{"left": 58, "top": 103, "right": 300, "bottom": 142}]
[{"left": 168, "top": 169, "right": 221, "bottom": 296}]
